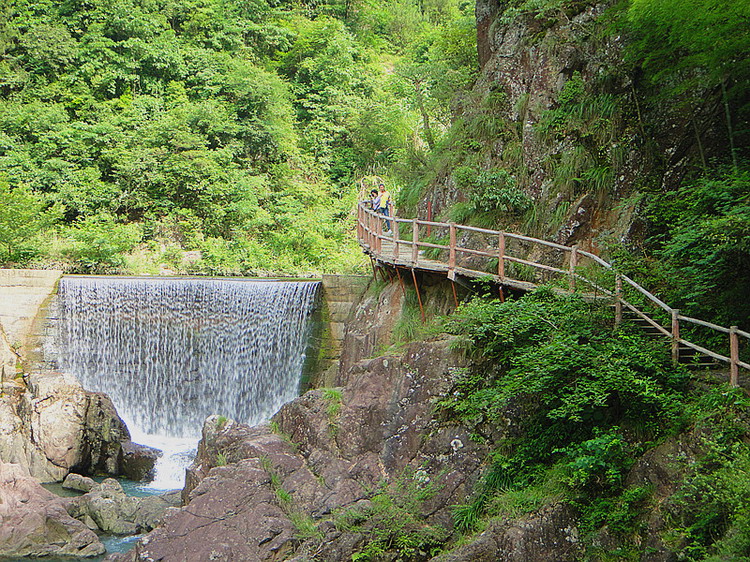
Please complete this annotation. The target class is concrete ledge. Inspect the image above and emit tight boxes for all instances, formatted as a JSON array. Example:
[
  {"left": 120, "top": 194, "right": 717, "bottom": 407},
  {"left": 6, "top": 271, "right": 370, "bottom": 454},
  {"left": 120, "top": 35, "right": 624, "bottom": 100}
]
[{"left": 0, "top": 269, "right": 62, "bottom": 356}]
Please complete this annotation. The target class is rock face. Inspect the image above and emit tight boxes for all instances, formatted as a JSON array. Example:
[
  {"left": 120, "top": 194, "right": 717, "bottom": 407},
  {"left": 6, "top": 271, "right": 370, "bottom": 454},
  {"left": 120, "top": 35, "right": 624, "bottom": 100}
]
[
  {"left": 432, "top": 504, "right": 582, "bottom": 562},
  {"left": 0, "top": 371, "right": 158, "bottom": 482},
  {"left": 0, "top": 462, "right": 104, "bottom": 558},
  {"left": 424, "top": 0, "right": 729, "bottom": 254},
  {"left": 114, "top": 337, "right": 495, "bottom": 561},
  {"left": 0, "top": 324, "right": 18, "bottom": 382},
  {"left": 338, "top": 272, "right": 461, "bottom": 380}
]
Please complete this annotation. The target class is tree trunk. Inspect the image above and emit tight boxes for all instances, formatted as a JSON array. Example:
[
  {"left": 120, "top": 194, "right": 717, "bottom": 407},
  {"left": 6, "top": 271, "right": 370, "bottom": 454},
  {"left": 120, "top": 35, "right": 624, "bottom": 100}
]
[
  {"left": 413, "top": 80, "right": 435, "bottom": 150},
  {"left": 721, "top": 79, "right": 738, "bottom": 172}
]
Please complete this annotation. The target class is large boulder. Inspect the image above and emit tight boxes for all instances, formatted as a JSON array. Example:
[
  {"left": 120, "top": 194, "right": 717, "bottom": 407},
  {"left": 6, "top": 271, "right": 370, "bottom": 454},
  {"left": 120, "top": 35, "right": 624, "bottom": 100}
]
[
  {"left": 64, "top": 477, "right": 180, "bottom": 535},
  {"left": 0, "top": 462, "right": 104, "bottom": 558},
  {"left": 120, "top": 441, "right": 161, "bottom": 481},
  {"left": 0, "top": 372, "right": 158, "bottom": 482}
]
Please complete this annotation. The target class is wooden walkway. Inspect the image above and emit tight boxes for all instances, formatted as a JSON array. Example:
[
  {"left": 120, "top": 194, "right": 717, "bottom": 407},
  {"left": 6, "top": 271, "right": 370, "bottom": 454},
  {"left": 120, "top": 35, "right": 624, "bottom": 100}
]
[{"left": 357, "top": 203, "right": 749, "bottom": 384}]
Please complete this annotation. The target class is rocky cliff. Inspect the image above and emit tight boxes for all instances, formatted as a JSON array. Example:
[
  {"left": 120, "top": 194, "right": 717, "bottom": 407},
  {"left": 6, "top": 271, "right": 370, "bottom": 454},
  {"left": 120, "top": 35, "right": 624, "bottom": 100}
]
[{"left": 421, "top": 0, "right": 728, "bottom": 254}]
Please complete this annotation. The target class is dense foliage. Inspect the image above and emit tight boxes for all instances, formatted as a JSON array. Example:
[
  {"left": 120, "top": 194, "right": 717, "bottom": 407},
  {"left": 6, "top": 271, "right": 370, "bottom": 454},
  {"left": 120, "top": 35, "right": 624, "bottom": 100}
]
[
  {"left": 640, "top": 168, "right": 750, "bottom": 329},
  {"left": 0, "top": 0, "right": 476, "bottom": 273},
  {"left": 439, "top": 288, "right": 750, "bottom": 559},
  {"left": 442, "top": 288, "right": 685, "bottom": 472}
]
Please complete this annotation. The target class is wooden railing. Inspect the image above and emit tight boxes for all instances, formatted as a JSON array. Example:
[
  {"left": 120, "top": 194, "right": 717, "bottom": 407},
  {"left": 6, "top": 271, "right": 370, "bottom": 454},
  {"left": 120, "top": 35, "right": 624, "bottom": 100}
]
[{"left": 357, "top": 203, "right": 749, "bottom": 386}]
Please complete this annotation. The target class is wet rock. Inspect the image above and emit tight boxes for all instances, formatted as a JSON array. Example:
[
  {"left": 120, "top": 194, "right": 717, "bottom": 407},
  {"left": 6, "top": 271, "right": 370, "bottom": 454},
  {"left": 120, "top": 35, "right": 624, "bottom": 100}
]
[
  {"left": 119, "top": 441, "right": 161, "bottom": 481},
  {"left": 62, "top": 472, "right": 98, "bottom": 493},
  {"left": 113, "top": 459, "right": 301, "bottom": 561},
  {"left": 133, "top": 491, "right": 182, "bottom": 530},
  {"left": 75, "top": 390, "right": 131, "bottom": 475},
  {"left": 64, "top": 478, "right": 180, "bottom": 536},
  {"left": 0, "top": 461, "right": 104, "bottom": 558},
  {"left": 65, "top": 478, "right": 139, "bottom": 535}
]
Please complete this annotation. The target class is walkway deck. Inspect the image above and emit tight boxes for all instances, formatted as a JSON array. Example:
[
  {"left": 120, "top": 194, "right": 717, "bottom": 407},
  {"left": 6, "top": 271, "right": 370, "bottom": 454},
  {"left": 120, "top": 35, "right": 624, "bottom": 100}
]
[{"left": 356, "top": 203, "right": 749, "bottom": 384}]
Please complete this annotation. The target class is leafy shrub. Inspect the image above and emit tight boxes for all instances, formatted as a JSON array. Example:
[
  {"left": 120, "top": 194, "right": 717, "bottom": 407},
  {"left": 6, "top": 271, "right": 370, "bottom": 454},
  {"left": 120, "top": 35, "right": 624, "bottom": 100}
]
[
  {"left": 439, "top": 288, "right": 687, "bottom": 526},
  {"left": 0, "top": 180, "right": 61, "bottom": 262},
  {"left": 63, "top": 214, "right": 143, "bottom": 272},
  {"left": 453, "top": 166, "right": 531, "bottom": 216},
  {"left": 644, "top": 168, "right": 750, "bottom": 329},
  {"left": 559, "top": 427, "right": 632, "bottom": 491},
  {"left": 339, "top": 467, "right": 448, "bottom": 561}
]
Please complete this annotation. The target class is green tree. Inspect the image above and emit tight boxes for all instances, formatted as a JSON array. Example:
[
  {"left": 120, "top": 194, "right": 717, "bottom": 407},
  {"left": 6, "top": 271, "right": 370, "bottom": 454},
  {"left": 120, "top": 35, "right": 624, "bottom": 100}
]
[
  {"left": 0, "top": 180, "right": 60, "bottom": 260},
  {"left": 628, "top": 0, "right": 750, "bottom": 168},
  {"left": 646, "top": 169, "right": 750, "bottom": 328}
]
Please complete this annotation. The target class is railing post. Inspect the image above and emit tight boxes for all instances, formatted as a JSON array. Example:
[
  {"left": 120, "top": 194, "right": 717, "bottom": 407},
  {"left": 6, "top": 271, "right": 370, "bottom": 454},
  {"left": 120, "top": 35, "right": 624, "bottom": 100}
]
[
  {"left": 376, "top": 214, "right": 382, "bottom": 255},
  {"left": 671, "top": 309, "right": 680, "bottom": 365},
  {"left": 614, "top": 274, "right": 622, "bottom": 326},
  {"left": 569, "top": 244, "right": 579, "bottom": 291},
  {"left": 412, "top": 218, "right": 419, "bottom": 265},
  {"left": 449, "top": 222, "right": 456, "bottom": 272},
  {"left": 368, "top": 211, "right": 374, "bottom": 249},
  {"left": 393, "top": 220, "right": 400, "bottom": 260},
  {"left": 498, "top": 232, "right": 505, "bottom": 280},
  {"left": 730, "top": 326, "right": 739, "bottom": 387}
]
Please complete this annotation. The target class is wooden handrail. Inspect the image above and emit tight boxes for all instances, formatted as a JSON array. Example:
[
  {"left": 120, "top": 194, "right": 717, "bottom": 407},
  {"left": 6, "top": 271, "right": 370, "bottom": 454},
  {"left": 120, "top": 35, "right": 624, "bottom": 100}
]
[{"left": 357, "top": 202, "right": 747, "bottom": 383}]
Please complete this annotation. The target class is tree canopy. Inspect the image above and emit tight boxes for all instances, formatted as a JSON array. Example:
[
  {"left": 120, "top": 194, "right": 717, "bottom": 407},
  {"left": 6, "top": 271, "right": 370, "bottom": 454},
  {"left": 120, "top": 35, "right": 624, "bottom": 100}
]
[{"left": 0, "top": 0, "right": 476, "bottom": 273}]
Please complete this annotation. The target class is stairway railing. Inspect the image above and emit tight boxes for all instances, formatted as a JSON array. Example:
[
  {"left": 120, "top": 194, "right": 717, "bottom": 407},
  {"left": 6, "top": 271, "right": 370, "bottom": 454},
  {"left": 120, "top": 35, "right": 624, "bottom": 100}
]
[{"left": 357, "top": 202, "right": 749, "bottom": 385}]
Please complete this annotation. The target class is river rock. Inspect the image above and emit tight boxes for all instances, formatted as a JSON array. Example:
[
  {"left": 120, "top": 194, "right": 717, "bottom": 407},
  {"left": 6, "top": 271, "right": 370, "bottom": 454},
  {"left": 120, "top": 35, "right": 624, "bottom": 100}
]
[
  {"left": 63, "top": 472, "right": 99, "bottom": 493},
  {"left": 120, "top": 441, "right": 161, "bottom": 481},
  {"left": 64, "top": 478, "right": 181, "bottom": 535},
  {"left": 0, "top": 461, "right": 105, "bottom": 558},
  {"left": 0, "top": 371, "right": 157, "bottom": 483},
  {"left": 130, "top": 459, "right": 300, "bottom": 562}
]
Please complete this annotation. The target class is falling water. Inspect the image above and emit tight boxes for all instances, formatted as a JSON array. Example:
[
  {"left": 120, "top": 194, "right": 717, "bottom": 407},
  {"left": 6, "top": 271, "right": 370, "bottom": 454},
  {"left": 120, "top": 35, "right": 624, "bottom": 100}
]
[{"left": 51, "top": 276, "right": 320, "bottom": 489}]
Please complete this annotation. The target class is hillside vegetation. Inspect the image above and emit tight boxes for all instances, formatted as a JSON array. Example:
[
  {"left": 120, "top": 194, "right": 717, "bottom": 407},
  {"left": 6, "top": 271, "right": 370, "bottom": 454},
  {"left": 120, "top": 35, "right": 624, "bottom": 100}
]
[{"left": 0, "top": 0, "right": 475, "bottom": 274}]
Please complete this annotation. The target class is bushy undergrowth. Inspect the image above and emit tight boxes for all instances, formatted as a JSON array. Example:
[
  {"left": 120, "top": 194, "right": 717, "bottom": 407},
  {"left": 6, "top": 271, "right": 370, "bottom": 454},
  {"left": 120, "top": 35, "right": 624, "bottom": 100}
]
[
  {"left": 439, "top": 288, "right": 688, "bottom": 533},
  {"left": 434, "top": 288, "right": 750, "bottom": 559},
  {"left": 336, "top": 468, "right": 449, "bottom": 561}
]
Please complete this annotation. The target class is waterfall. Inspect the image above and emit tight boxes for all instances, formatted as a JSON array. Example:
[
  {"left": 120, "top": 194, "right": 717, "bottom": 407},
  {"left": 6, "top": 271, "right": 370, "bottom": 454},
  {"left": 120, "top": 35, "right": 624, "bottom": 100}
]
[{"left": 51, "top": 276, "right": 320, "bottom": 488}]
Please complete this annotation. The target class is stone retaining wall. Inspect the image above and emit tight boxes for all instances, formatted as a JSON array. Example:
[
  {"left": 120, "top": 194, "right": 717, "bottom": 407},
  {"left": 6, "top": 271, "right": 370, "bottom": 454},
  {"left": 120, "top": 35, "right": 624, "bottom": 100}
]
[
  {"left": 317, "top": 274, "right": 371, "bottom": 386},
  {"left": 0, "top": 269, "right": 62, "bottom": 380}
]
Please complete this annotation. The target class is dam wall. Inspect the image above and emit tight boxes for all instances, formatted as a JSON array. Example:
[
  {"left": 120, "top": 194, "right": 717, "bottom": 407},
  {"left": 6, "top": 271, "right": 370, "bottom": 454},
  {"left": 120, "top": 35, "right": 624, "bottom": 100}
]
[{"left": 0, "top": 269, "right": 62, "bottom": 380}]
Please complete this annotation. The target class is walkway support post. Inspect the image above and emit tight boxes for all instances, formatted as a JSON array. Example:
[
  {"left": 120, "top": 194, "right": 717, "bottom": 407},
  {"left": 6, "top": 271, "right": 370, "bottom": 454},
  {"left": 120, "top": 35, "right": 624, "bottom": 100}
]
[
  {"left": 393, "top": 221, "right": 400, "bottom": 260},
  {"left": 370, "top": 212, "right": 375, "bottom": 250},
  {"left": 498, "top": 232, "right": 505, "bottom": 279},
  {"left": 449, "top": 223, "right": 456, "bottom": 272},
  {"left": 357, "top": 205, "right": 362, "bottom": 244},
  {"left": 569, "top": 244, "right": 579, "bottom": 291},
  {"left": 614, "top": 274, "right": 622, "bottom": 326},
  {"left": 376, "top": 214, "right": 383, "bottom": 255},
  {"left": 671, "top": 309, "right": 680, "bottom": 365},
  {"left": 412, "top": 219, "right": 419, "bottom": 265},
  {"left": 411, "top": 268, "right": 426, "bottom": 323},
  {"left": 730, "top": 326, "right": 739, "bottom": 387}
]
